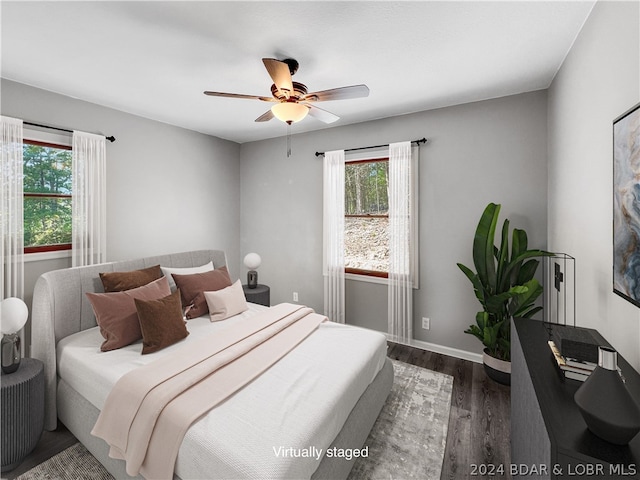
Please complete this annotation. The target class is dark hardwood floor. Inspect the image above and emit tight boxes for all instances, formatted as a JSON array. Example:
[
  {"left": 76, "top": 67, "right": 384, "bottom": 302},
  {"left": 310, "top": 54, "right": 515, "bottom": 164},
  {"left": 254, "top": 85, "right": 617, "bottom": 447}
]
[
  {"left": 387, "top": 342, "right": 512, "bottom": 480},
  {"left": 3, "top": 342, "right": 511, "bottom": 480}
]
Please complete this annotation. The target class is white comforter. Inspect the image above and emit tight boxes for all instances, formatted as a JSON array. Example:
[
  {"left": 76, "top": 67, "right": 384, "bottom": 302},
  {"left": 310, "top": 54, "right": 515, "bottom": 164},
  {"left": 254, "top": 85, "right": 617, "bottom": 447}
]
[{"left": 57, "top": 303, "right": 387, "bottom": 479}]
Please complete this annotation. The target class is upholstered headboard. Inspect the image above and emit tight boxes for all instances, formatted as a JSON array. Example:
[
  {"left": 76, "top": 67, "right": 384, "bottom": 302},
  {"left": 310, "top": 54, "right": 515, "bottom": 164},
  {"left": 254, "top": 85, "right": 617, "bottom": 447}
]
[{"left": 31, "top": 249, "right": 227, "bottom": 430}]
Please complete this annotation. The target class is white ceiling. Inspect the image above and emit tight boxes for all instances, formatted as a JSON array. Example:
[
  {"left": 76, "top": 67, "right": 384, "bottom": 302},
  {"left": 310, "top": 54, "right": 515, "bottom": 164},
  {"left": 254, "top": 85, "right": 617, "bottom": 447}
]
[{"left": 1, "top": 1, "right": 595, "bottom": 144}]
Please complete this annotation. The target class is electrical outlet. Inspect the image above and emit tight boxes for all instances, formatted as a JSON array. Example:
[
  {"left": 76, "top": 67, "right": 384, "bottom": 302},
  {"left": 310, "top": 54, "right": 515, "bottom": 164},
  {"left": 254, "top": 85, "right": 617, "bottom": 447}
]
[
  {"left": 293, "top": 292, "right": 299, "bottom": 302},
  {"left": 422, "top": 317, "right": 430, "bottom": 330}
]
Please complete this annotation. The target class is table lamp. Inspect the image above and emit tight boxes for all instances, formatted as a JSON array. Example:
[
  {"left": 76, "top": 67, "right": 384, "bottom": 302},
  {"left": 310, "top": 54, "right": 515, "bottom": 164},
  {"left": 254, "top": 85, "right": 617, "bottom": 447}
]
[
  {"left": 244, "top": 253, "right": 262, "bottom": 289},
  {"left": 1, "top": 297, "right": 29, "bottom": 374}
]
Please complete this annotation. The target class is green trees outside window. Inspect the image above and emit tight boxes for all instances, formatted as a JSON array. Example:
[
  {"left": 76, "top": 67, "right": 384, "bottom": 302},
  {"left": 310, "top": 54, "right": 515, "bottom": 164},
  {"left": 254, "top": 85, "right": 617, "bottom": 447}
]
[
  {"left": 344, "top": 159, "right": 389, "bottom": 275},
  {"left": 23, "top": 142, "right": 72, "bottom": 251},
  {"left": 345, "top": 160, "right": 389, "bottom": 216}
]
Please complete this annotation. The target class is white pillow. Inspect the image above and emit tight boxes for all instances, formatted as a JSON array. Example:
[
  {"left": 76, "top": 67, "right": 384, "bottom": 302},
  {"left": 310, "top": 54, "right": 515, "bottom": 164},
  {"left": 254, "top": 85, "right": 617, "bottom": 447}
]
[
  {"left": 161, "top": 261, "right": 214, "bottom": 290},
  {"left": 204, "top": 280, "right": 248, "bottom": 322}
]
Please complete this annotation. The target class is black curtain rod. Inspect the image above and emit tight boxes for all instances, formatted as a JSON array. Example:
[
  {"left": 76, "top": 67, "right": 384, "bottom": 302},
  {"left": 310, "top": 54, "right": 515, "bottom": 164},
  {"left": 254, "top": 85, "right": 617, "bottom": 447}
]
[
  {"left": 24, "top": 121, "right": 116, "bottom": 143},
  {"left": 315, "top": 137, "right": 427, "bottom": 157}
]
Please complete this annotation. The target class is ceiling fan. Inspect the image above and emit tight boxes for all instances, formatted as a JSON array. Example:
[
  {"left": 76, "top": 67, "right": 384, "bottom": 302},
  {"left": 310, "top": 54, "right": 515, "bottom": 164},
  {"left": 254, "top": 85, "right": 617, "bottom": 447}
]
[{"left": 204, "top": 58, "right": 369, "bottom": 125}]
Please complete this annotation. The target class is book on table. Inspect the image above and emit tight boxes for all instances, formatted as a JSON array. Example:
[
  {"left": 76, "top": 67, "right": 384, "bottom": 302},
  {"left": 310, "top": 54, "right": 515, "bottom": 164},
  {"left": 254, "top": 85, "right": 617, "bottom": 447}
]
[
  {"left": 564, "top": 357, "right": 596, "bottom": 371},
  {"left": 564, "top": 370, "right": 590, "bottom": 382},
  {"left": 547, "top": 340, "right": 624, "bottom": 382}
]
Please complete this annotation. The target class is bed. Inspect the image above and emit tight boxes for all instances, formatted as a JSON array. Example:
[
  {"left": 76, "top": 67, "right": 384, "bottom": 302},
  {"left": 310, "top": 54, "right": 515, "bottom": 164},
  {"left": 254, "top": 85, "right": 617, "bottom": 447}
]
[{"left": 30, "top": 249, "right": 394, "bottom": 479}]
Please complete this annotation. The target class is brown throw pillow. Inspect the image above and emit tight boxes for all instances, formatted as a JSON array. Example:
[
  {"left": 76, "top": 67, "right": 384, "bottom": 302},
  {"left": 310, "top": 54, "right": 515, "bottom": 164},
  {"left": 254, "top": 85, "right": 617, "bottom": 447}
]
[
  {"left": 135, "top": 289, "right": 189, "bottom": 355},
  {"left": 86, "top": 277, "right": 171, "bottom": 351},
  {"left": 99, "top": 265, "right": 163, "bottom": 292},
  {"left": 172, "top": 266, "right": 232, "bottom": 319}
]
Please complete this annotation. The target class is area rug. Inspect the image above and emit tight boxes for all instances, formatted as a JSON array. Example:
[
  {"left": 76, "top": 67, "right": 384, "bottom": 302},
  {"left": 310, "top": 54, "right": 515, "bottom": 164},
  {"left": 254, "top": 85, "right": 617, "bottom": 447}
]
[
  {"left": 348, "top": 359, "right": 453, "bottom": 480},
  {"left": 14, "top": 442, "right": 113, "bottom": 480},
  {"left": 16, "top": 360, "right": 453, "bottom": 480}
]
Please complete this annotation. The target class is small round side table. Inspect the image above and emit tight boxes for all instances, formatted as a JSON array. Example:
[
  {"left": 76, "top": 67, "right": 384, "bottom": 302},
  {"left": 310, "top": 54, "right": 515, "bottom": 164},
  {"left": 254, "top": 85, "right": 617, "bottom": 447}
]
[
  {"left": 242, "top": 284, "right": 270, "bottom": 307},
  {"left": 1, "top": 358, "right": 45, "bottom": 473}
]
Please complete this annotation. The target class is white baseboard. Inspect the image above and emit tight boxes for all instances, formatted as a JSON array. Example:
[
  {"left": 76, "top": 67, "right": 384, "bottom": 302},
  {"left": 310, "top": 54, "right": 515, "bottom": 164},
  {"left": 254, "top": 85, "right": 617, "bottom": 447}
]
[{"left": 385, "top": 333, "right": 483, "bottom": 364}]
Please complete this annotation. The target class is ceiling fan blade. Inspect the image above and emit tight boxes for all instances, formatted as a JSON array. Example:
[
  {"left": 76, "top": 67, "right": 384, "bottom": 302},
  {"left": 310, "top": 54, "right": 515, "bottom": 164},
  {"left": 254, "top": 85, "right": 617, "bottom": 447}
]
[
  {"left": 301, "top": 84, "right": 370, "bottom": 102},
  {"left": 204, "top": 91, "right": 276, "bottom": 102},
  {"left": 255, "top": 110, "right": 274, "bottom": 122},
  {"left": 305, "top": 104, "right": 340, "bottom": 124},
  {"left": 262, "top": 58, "right": 294, "bottom": 98}
]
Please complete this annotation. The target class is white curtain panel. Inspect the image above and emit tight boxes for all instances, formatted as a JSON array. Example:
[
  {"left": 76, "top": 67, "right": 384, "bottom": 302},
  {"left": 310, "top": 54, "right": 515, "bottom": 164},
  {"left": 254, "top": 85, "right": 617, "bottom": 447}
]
[
  {"left": 323, "top": 149, "right": 346, "bottom": 323},
  {"left": 388, "top": 141, "right": 413, "bottom": 343},
  {"left": 72, "top": 131, "right": 107, "bottom": 267},
  {"left": 0, "top": 116, "right": 24, "bottom": 301}
]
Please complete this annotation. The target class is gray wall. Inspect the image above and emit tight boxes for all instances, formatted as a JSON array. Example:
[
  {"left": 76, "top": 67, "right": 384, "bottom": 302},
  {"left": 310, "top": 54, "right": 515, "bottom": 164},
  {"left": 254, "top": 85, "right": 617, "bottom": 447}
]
[
  {"left": 547, "top": 1, "right": 640, "bottom": 369},
  {"left": 2, "top": 79, "right": 242, "bottom": 349},
  {"left": 2, "top": 79, "right": 550, "bottom": 360},
  {"left": 2, "top": 79, "right": 241, "bottom": 265},
  {"left": 240, "top": 90, "right": 548, "bottom": 357}
]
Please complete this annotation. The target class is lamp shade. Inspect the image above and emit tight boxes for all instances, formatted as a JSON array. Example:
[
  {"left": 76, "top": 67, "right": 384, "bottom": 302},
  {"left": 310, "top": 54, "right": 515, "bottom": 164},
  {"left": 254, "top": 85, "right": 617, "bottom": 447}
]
[
  {"left": 244, "top": 253, "right": 262, "bottom": 270},
  {"left": 271, "top": 102, "right": 309, "bottom": 124},
  {"left": 1, "top": 297, "right": 28, "bottom": 335}
]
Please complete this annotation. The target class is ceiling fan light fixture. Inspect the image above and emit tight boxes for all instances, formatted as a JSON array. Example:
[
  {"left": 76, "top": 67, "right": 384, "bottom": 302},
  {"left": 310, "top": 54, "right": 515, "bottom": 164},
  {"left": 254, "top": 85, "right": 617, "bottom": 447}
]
[{"left": 271, "top": 102, "right": 309, "bottom": 124}]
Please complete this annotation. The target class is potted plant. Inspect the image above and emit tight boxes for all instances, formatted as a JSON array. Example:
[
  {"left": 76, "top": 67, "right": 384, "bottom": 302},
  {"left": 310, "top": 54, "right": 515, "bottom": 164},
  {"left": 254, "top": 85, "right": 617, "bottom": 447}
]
[{"left": 457, "top": 203, "right": 551, "bottom": 385}]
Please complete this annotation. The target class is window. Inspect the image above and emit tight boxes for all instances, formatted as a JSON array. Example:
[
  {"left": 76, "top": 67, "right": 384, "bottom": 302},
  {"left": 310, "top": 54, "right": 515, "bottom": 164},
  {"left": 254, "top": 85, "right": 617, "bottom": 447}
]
[
  {"left": 23, "top": 139, "right": 72, "bottom": 253},
  {"left": 344, "top": 158, "right": 389, "bottom": 278}
]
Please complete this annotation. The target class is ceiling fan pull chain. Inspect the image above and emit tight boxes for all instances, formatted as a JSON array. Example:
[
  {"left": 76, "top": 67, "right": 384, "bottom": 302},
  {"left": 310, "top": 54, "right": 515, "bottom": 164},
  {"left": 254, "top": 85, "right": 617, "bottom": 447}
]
[{"left": 286, "top": 124, "right": 292, "bottom": 157}]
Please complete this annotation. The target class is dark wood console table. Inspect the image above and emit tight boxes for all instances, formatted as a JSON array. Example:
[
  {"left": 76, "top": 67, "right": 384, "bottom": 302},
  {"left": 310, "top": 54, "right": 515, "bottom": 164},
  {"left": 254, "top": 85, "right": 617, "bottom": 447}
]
[{"left": 511, "top": 318, "right": 640, "bottom": 479}]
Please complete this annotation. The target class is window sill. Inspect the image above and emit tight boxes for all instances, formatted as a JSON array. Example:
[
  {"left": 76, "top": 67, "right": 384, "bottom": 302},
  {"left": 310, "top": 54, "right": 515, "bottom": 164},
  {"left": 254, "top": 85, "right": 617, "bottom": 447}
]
[
  {"left": 344, "top": 272, "right": 419, "bottom": 289},
  {"left": 25, "top": 249, "right": 72, "bottom": 263},
  {"left": 345, "top": 273, "right": 389, "bottom": 285}
]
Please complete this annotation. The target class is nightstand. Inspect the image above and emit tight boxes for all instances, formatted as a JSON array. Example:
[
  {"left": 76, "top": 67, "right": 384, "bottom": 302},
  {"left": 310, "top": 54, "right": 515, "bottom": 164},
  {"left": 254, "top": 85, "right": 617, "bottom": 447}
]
[
  {"left": 1, "top": 358, "right": 45, "bottom": 472},
  {"left": 242, "top": 284, "right": 270, "bottom": 307}
]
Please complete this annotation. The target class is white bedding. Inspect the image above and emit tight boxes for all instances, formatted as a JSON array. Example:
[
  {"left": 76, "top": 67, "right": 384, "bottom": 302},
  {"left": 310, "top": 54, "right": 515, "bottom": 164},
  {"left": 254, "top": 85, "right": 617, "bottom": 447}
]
[{"left": 57, "top": 303, "right": 387, "bottom": 479}]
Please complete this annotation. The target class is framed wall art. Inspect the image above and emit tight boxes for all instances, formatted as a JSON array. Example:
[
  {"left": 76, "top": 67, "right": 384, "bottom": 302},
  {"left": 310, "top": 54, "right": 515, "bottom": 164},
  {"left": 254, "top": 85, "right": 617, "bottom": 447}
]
[{"left": 613, "top": 101, "right": 640, "bottom": 307}]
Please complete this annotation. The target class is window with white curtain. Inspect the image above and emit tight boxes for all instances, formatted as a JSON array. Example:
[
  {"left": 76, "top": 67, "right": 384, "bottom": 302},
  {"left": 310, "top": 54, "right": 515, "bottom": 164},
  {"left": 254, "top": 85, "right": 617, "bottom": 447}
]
[
  {"left": 22, "top": 129, "right": 73, "bottom": 254},
  {"left": 343, "top": 147, "right": 419, "bottom": 287},
  {"left": 18, "top": 128, "right": 107, "bottom": 266},
  {"left": 323, "top": 142, "right": 419, "bottom": 339}
]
